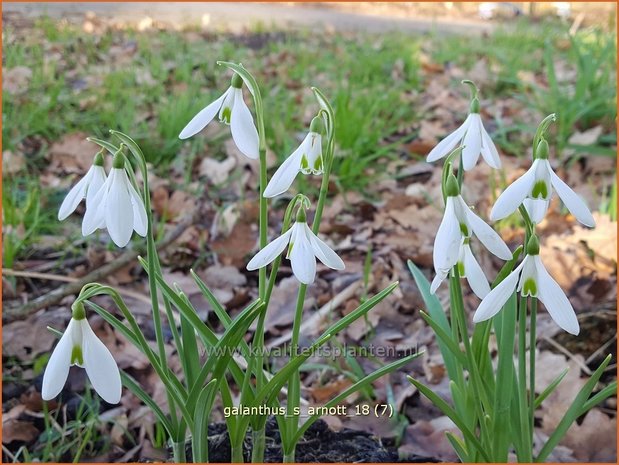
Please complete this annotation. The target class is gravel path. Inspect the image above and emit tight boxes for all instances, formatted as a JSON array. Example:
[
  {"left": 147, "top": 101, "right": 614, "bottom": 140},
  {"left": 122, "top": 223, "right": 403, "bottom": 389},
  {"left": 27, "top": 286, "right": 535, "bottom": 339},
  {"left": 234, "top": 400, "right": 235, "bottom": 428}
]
[{"left": 3, "top": 2, "right": 493, "bottom": 35}]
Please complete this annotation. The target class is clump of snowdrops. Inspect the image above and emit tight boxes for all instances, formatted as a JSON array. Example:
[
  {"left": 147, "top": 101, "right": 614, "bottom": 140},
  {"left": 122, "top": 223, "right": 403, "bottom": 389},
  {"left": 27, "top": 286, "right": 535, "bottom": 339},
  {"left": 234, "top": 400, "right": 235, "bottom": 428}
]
[
  {"left": 408, "top": 81, "right": 616, "bottom": 462},
  {"left": 43, "top": 63, "right": 419, "bottom": 463}
]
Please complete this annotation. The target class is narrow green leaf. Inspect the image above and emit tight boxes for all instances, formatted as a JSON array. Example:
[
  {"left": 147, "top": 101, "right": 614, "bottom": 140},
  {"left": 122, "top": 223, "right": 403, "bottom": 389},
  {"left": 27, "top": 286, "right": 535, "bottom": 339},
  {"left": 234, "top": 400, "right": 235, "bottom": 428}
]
[
  {"left": 445, "top": 431, "right": 469, "bottom": 462},
  {"left": 121, "top": 372, "right": 174, "bottom": 435},
  {"left": 407, "top": 260, "right": 460, "bottom": 381},
  {"left": 291, "top": 353, "right": 421, "bottom": 445},
  {"left": 192, "top": 379, "right": 218, "bottom": 463},
  {"left": 408, "top": 376, "right": 490, "bottom": 462},
  {"left": 534, "top": 369, "right": 568, "bottom": 409},
  {"left": 536, "top": 354, "right": 612, "bottom": 462},
  {"left": 579, "top": 381, "right": 617, "bottom": 415}
]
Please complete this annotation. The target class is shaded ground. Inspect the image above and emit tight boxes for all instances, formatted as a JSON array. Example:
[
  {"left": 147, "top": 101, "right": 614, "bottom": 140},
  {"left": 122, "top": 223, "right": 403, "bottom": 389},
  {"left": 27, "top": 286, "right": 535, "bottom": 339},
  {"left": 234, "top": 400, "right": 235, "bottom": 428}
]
[{"left": 2, "top": 6, "right": 617, "bottom": 463}]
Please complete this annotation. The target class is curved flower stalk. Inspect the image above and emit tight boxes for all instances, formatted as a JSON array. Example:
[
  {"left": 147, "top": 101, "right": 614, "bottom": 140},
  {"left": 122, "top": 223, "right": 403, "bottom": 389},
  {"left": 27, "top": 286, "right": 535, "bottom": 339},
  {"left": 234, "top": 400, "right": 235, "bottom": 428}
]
[
  {"left": 432, "top": 174, "right": 512, "bottom": 298},
  {"left": 264, "top": 116, "right": 324, "bottom": 198},
  {"left": 179, "top": 73, "right": 259, "bottom": 159},
  {"left": 247, "top": 207, "right": 344, "bottom": 285},
  {"left": 82, "top": 150, "right": 147, "bottom": 247},
  {"left": 473, "top": 235, "right": 579, "bottom": 335},
  {"left": 42, "top": 302, "right": 121, "bottom": 404},
  {"left": 58, "top": 151, "right": 107, "bottom": 221},
  {"left": 490, "top": 138, "right": 595, "bottom": 227},
  {"left": 427, "top": 80, "right": 501, "bottom": 171}
]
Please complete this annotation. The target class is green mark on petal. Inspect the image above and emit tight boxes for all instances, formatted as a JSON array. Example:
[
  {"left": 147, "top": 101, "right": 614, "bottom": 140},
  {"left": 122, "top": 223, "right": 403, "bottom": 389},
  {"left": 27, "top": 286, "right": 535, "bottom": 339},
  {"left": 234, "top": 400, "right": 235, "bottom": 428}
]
[
  {"left": 300, "top": 155, "right": 309, "bottom": 171},
  {"left": 531, "top": 180, "right": 549, "bottom": 199},
  {"left": 221, "top": 107, "right": 232, "bottom": 124},
  {"left": 522, "top": 278, "right": 537, "bottom": 297},
  {"left": 460, "top": 223, "right": 469, "bottom": 236},
  {"left": 458, "top": 261, "right": 465, "bottom": 276},
  {"left": 71, "top": 345, "right": 84, "bottom": 365},
  {"left": 313, "top": 156, "right": 323, "bottom": 173}
]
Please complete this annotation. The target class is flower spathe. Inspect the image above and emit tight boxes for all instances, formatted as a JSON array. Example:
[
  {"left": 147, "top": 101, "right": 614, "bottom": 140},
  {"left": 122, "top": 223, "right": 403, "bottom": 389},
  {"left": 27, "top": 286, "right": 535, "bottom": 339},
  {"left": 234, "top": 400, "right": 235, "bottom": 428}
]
[
  {"left": 82, "top": 152, "right": 147, "bottom": 248},
  {"left": 246, "top": 218, "right": 344, "bottom": 285},
  {"left": 178, "top": 73, "right": 259, "bottom": 159},
  {"left": 490, "top": 140, "right": 595, "bottom": 227},
  {"left": 264, "top": 133, "right": 323, "bottom": 198},
  {"left": 42, "top": 309, "right": 122, "bottom": 404},
  {"left": 426, "top": 86, "right": 501, "bottom": 171},
  {"left": 58, "top": 152, "right": 107, "bottom": 221},
  {"left": 431, "top": 176, "right": 511, "bottom": 298},
  {"left": 473, "top": 236, "right": 579, "bottom": 335}
]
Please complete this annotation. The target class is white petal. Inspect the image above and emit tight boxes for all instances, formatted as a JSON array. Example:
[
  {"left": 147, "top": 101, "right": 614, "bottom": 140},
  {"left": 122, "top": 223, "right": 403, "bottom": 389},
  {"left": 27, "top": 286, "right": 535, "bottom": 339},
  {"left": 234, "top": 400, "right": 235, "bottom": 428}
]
[
  {"left": 473, "top": 260, "right": 524, "bottom": 323},
  {"left": 549, "top": 169, "right": 596, "bottom": 227},
  {"left": 263, "top": 142, "right": 305, "bottom": 198},
  {"left": 82, "top": 171, "right": 112, "bottom": 236},
  {"left": 58, "top": 169, "right": 92, "bottom": 221},
  {"left": 430, "top": 269, "right": 449, "bottom": 294},
  {"left": 523, "top": 198, "right": 549, "bottom": 224},
  {"left": 246, "top": 228, "right": 293, "bottom": 270},
  {"left": 462, "top": 244, "right": 491, "bottom": 298},
  {"left": 306, "top": 133, "right": 323, "bottom": 173},
  {"left": 534, "top": 256, "right": 580, "bottom": 335},
  {"left": 433, "top": 197, "right": 462, "bottom": 271},
  {"left": 127, "top": 181, "right": 148, "bottom": 237},
  {"left": 490, "top": 164, "right": 537, "bottom": 221},
  {"left": 289, "top": 227, "right": 316, "bottom": 284},
  {"left": 461, "top": 114, "right": 482, "bottom": 171},
  {"left": 464, "top": 200, "right": 512, "bottom": 260},
  {"left": 306, "top": 224, "right": 345, "bottom": 270},
  {"left": 80, "top": 320, "right": 122, "bottom": 404},
  {"left": 41, "top": 319, "right": 77, "bottom": 400},
  {"left": 105, "top": 169, "right": 134, "bottom": 247},
  {"left": 480, "top": 126, "right": 501, "bottom": 169},
  {"left": 179, "top": 90, "right": 228, "bottom": 139},
  {"left": 230, "top": 88, "right": 259, "bottom": 159},
  {"left": 86, "top": 166, "right": 107, "bottom": 209},
  {"left": 426, "top": 118, "right": 469, "bottom": 163}
]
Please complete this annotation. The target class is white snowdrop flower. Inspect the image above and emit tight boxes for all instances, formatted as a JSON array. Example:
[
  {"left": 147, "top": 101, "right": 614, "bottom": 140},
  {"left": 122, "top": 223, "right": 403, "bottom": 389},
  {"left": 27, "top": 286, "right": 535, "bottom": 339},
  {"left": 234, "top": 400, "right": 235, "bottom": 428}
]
[
  {"left": 431, "top": 175, "right": 511, "bottom": 296},
  {"left": 490, "top": 139, "right": 595, "bottom": 227},
  {"left": 431, "top": 240, "right": 491, "bottom": 299},
  {"left": 426, "top": 81, "right": 501, "bottom": 171},
  {"left": 179, "top": 73, "right": 259, "bottom": 159},
  {"left": 473, "top": 235, "right": 579, "bottom": 335},
  {"left": 82, "top": 151, "right": 147, "bottom": 248},
  {"left": 246, "top": 209, "right": 344, "bottom": 285},
  {"left": 264, "top": 117, "right": 323, "bottom": 198},
  {"left": 42, "top": 303, "right": 122, "bottom": 404},
  {"left": 58, "top": 152, "right": 107, "bottom": 221}
]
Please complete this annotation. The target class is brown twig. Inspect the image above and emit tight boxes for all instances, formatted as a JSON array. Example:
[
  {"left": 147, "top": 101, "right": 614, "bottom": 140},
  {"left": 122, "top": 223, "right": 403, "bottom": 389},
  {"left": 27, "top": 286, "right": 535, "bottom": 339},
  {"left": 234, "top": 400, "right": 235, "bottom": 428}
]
[{"left": 3, "top": 213, "right": 197, "bottom": 322}]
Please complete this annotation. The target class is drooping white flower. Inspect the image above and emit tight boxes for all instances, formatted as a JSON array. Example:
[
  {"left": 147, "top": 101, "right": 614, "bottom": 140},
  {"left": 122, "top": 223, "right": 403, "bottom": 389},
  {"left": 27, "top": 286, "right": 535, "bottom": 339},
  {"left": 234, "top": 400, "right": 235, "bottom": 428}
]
[
  {"left": 490, "top": 139, "right": 595, "bottom": 227},
  {"left": 426, "top": 83, "right": 501, "bottom": 171},
  {"left": 264, "top": 117, "right": 323, "bottom": 198},
  {"left": 431, "top": 175, "right": 511, "bottom": 297},
  {"left": 42, "top": 304, "right": 122, "bottom": 404},
  {"left": 58, "top": 152, "right": 107, "bottom": 221},
  {"left": 432, "top": 240, "right": 491, "bottom": 299},
  {"left": 179, "top": 73, "right": 259, "bottom": 159},
  {"left": 246, "top": 212, "right": 344, "bottom": 284},
  {"left": 473, "top": 236, "right": 579, "bottom": 335},
  {"left": 82, "top": 152, "right": 147, "bottom": 248}
]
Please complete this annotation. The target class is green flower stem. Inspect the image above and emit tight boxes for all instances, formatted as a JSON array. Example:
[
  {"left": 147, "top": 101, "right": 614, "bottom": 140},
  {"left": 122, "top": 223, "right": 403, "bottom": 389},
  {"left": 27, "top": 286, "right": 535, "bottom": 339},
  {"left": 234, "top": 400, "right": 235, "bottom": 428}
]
[
  {"left": 518, "top": 296, "right": 533, "bottom": 461},
  {"left": 449, "top": 272, "right": 492, "bottom": 448},
  {"left": 284, "top": 89, "right": 336, "bottom": 460},
  {"left": 529, "top": 299, "right": 537, "bottom": 433},
  {"left": 231, "top": 445, "right": 244, "bottom": 463},
  {"left": 109, "top": 131, "right": 180, "bottom": 435}
]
